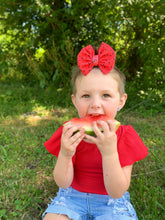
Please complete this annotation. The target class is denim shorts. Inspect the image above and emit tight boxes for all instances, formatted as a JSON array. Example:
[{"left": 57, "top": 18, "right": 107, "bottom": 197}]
[{"left": 42, "top": 187, "right": 138, "bottom": 220}]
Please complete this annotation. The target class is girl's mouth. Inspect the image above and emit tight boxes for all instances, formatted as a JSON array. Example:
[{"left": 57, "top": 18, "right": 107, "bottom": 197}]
[{"left": 88, "top": 113, "right": 105, "bottom": 117}]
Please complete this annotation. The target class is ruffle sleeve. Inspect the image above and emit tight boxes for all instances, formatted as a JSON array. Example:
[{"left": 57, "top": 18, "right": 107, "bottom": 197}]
[
  {"left": 117, "top": 125, "right": 148, "bottom": 167},
  {"left": 44, "top": 125, "right": 63, "bottom": 157},
  {"left": 44, "top": 124, "right": 76, "bottom": 163}
]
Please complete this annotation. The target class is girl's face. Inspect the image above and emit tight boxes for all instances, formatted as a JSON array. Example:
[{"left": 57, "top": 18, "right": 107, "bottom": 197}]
[{"left": 72, "top": 69, "right": 127, "bottom": 119}]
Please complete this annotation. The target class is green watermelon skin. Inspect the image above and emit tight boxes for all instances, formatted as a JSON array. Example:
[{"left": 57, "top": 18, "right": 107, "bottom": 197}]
[{"left": 64, "top": 115, "right": 120, "bottom": 137}]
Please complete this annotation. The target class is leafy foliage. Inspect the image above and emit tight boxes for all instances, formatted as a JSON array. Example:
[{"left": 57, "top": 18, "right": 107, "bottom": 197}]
[{"left": 0, "top": 0, "right": 164, "bottom": 93}]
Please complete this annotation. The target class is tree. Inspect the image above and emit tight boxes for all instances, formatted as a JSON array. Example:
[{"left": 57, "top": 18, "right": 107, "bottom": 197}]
[{"left": 0, "top": 0, "right": 164, "bottom": 93}]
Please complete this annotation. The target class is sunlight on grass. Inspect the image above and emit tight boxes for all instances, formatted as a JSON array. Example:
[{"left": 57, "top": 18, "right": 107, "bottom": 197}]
[
  {"left": 23, "top": 106, "right": 74, "bottom": 126},
  {"left": 0, "top": 83, "right": 164, "bottom": 219},
  {"left": 0, "top": 104, "right": 75, "bottom": 127},
  {"left": 36, "top": 171, "right": 54, "bottom": 187}
]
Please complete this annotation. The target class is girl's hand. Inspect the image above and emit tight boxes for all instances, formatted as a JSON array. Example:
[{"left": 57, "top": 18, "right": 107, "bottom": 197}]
[
  {"left": 61, "top": 122, "right": 85, "bottom": 158},
  {"left": 85, "top": 120, "right": 117, "bottom": 157}
]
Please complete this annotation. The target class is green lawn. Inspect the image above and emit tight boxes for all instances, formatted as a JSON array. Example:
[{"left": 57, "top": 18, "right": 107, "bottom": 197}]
[{"left": 0, "top": 83, "right": 164, "bottom": 219}]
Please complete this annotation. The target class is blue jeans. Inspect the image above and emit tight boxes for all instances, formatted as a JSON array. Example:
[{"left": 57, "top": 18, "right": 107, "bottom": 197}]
[{"left": 42, "top": 187, "right": 138, "bottom": 220}]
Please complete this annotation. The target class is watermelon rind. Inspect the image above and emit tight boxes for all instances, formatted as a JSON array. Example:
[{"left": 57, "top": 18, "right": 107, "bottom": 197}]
[
  {"left": 63, "top": 118, "right": 120, "bottom": 137},
  {"left": 83, "top": 126, "right": 98, "bottom": 136}
]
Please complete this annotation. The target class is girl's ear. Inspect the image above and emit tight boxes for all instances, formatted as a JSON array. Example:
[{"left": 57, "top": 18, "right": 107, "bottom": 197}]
[
  {"left": 71, "top": 94, "right": 76, "bottom": 108},
  {"left": 119, "top": 93, "right": 127, "bottom": 110}
]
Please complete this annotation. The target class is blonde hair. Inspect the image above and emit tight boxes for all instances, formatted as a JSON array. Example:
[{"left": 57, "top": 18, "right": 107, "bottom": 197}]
[{"left": 71, "top": 66, "right": 126, "bottom": 96}]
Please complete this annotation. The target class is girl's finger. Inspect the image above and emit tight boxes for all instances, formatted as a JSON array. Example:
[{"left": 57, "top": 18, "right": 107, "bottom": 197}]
[
  {"left": 107, "top": 120, "right": 116, "bottom": 132},
  {"left": 94, "top": 120, "right": 109, "bottom": 137},
  {"left": 92, "top": 121, "right": 102, "bottom": 137},
  {"left": 84, "top": 134, "right": 97, "bottom": 144},
  {"left": 71, "top": 128, "right": 85, "bottom": 146},
  {"left": 63, "top": 123, "right": 82, "bottom": 138}
]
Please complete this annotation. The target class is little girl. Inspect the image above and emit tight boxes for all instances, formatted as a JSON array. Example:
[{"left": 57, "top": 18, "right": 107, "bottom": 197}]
[{"left": 42, "top": 42, "right": 148, "bottom": 220}]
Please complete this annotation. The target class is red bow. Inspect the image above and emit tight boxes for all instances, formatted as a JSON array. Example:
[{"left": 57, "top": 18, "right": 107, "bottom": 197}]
[{"left": 77, "top": 42, "right": 116, "bottom": 75}]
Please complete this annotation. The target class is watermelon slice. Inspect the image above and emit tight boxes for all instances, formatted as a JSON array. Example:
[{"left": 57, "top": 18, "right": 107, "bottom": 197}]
[{"left": 64, "top": 115, "right": 120, "bottom": 136}]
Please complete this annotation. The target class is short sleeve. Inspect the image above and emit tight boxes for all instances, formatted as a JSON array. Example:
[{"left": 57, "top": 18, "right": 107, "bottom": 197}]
[
  {"left": 44, "top": 125, "right": 63, "bottom": 157},
  {"left": 117, "top": 125, "right": 148, "bottom": 167},
  {"left": 44, "top": 124, "right": 76, "bottom": 164}
]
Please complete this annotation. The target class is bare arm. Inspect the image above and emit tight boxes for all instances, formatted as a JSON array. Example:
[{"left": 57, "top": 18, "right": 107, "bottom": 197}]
[
  {"left": 53, "top": 152, "right": 74, "bottom": 189},
  {"left": 53, "top": 122, "right": 85, "bottom": 188},
  {"left": 102, "top": 153, "right": 132, "bottom": 198},
  {"left": 85, "top": 120, "right": 132, "bottom": 198}
]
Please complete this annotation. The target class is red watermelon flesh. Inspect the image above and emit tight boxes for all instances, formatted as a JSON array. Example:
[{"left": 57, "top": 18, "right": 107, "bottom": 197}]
[{"left": 65, "top": 115, "right": 120, "bottom": 136}]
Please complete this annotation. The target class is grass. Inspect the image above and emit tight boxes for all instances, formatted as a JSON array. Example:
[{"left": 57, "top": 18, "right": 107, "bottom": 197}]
[{"left": 0, "top": 82, "right": 165, "bottom": 219}]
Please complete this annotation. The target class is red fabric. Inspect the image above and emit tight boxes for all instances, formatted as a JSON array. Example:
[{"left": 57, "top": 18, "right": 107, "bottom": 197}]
[
  {"left": 77, "top": 42, "right": 116, "bottom": 75},
  {"left": 44, "top": 124, "right": 148, "bottom": 195}
]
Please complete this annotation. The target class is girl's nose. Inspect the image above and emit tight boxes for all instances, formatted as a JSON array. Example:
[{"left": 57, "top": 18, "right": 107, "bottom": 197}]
[{"left": 90, "top": 97, "right": 101, "bottom": 109}]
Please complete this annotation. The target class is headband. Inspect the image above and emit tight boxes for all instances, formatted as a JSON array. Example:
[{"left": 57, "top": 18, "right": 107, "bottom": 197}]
[{"left": 77, "top": 42, "right": 116, "bottom": 75}]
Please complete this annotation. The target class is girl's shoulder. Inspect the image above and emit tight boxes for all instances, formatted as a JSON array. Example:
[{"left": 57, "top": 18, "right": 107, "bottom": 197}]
[
  {"left": 44, "top": 124, "right": 63, "bottom": 157},
  {"left": 116, "top": 125, "right": 149, "bottom": 167},
  {"left": 117, "top": 124, "right": 136, "bottom": 134},
  {"left": 117, "top": 124, "right": 143, "bottom": 140}
]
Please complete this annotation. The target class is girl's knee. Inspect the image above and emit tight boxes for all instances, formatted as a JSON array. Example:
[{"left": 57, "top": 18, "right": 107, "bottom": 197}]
[{"left": 44, "top": 213, "right": 71, "bottom": 220}]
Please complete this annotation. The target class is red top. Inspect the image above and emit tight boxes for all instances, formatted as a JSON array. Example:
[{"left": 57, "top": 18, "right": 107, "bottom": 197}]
[{"left": 44, "top": 124, "right": 148, "bottom": 195}]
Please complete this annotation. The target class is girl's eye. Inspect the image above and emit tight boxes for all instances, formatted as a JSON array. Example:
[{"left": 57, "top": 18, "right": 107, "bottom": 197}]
[
  {"left": 82, "top": 94, "right": 90, "bottom": 98},
  {"left": 103, "top": 94, "right": 111, "bottom": 98}
]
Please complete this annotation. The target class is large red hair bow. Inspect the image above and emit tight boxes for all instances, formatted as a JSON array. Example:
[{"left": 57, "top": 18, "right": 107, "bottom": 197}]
[{"left": 77, "top": 42, "right": 116, "bottom": 75}]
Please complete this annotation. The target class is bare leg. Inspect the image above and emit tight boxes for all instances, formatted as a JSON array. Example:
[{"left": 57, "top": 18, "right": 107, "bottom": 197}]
[{"left": 43, "top": 213, "right": 71, "bottom": 220}]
